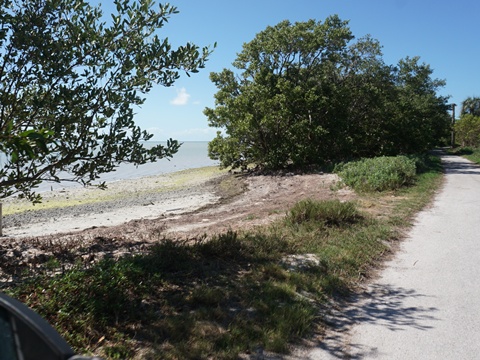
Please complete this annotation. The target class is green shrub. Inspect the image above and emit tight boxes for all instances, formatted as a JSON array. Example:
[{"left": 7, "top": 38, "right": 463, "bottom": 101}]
[
  {"left": 453, "top": 147, "right": 474, "bottom": 155},
  {"left": 335, "top": 156, "right": 417, "bottom": 192},
  {"left": 286, "top": 199, "right": 360, "bottom": 226},
  {"left": 408, "top": 154, "right": 443, "bottom": 174},
  {"left": 455, "top": 114, "right": 480, "bottom": 147}
]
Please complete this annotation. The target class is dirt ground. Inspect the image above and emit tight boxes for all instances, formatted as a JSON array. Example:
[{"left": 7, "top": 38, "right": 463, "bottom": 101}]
[
  {"left": 0, "top": 172, "right": 356, "bottom": 282},
  {"left": 163, "top": 173, "right": 355, "bottom": 237}
]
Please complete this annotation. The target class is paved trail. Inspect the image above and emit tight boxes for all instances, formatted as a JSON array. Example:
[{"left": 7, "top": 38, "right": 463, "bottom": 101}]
[{"left": 297, "top": 154, "right": 480, "bottom": 359}]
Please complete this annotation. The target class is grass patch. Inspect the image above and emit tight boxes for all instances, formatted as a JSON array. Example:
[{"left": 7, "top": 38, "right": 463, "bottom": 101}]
[
  {"left": 286, "top": 199, "right": 361, "bottom": 227},
  {"left": 387, "top": 154, "right": 443, "bottom": 225},
  {"left": 6, "top": 155, "right": 444, "bottom": 359},
  {"left": 352, "top": 154, "right": 443, "bottom": 228},
  {"left": 335, "top": 155, "right": 416, "bottom": 192}
]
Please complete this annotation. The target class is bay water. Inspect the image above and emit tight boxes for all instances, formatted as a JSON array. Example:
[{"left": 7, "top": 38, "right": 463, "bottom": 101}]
[{"left": 36, "top": 141, "right": 218, "bottom": 192}]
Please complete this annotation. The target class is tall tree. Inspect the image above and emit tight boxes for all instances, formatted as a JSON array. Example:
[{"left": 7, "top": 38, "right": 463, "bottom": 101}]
[
  {"left": 387, "top": 56, "right": 450, "bottom": 154},
  {"left": 0, "top": 0, "right": 213, "bottom": 202},
  {"left": 205, "top": 17, "right": 449, "bottom": 171},
  {"left": 205, "top": 16, "right": 354, "bottom": 170}
]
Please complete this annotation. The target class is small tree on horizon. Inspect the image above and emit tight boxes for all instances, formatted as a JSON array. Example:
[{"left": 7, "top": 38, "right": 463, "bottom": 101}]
[{"left": 461, "top": 97, "right": 480, "bottom": 117}]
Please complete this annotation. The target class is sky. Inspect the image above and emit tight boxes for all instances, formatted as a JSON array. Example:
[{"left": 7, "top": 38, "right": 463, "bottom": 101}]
[{"left": 99, "top": 0, "right": 480, "bottom": 141}]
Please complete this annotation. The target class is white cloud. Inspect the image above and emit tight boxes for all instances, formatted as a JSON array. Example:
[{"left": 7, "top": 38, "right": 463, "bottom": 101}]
[
  {"left": 146, "top": 127, "right": 219, "bottom": 141},
  {"left": 170, "top": 128, "right": 219, "bottom": 141},
  {"left": 170, "top": 87, "right": 191, "bottom": 106},
  {"left": 145, "top": 127, "right": 165, "bottom": 134},
  {"left": 172, "top": 128, "right": 216, "bottom": 136}
]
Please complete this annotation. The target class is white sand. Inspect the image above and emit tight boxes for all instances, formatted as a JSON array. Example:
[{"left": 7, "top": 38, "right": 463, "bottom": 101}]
[{"left": 2, "top": 167, "right": 226, "bottom": 238}]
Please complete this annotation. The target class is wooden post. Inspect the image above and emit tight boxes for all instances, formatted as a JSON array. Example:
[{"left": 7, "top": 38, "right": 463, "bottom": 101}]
[{"left": 451, "top": 103, "right": 456, "bottom": 148}]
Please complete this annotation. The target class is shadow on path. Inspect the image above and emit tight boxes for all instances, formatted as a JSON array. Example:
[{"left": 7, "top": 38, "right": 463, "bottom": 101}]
[
  {"left": 440, "top": 154, "right": 480, "bottom": 176},
  {"left": 316, "top": 284, "right": 439, "bottom": 359}
]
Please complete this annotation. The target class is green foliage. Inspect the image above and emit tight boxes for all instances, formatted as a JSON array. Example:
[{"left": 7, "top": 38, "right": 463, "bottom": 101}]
[
  {"left": 0, "top": 0, "right": 213, "bottom": 202},
  {"left": 335, "top": 156, "right": 417, "bottom": 192},
  {"left": 454, "top": 114, "right": 480, "bottom": 147},
  {"left": 205, "top": 17, "right": 450, "bottom": 171},
  {"left": 387, "top": 57, "right": 451, "bottom": 154},
  {"left": 286, "top": 199, "right": 360, "bottom": 227},
  {"left": 449, "top": 147, "right": 474, "bottom": 155},
  {"left": 409, "top": 153, "right": 443, "bottom": 175},
  {"left": 461, "top": 96, "right": 480, "bottom": 116}
]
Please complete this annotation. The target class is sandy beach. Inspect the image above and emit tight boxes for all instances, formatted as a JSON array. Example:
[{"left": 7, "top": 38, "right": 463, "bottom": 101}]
[
  {"left": 1, "top": 165, "right": 352, "bottom": 241},
  {"left": 2, "top": 166, "right": 227, "bottom": 238}
]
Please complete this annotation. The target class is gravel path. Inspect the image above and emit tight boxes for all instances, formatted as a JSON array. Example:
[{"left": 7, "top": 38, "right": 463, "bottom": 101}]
[{"left": 292, "top": 153, "right": 480, "bottom": 359}]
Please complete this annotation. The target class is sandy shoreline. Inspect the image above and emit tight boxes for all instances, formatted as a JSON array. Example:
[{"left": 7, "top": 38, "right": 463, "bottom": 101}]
[
  {"left": 2, "top": 166, "right": 227, "bottom": 238},
  {"left": 0, "top": 170, "right": 352, "bottom": 284}
]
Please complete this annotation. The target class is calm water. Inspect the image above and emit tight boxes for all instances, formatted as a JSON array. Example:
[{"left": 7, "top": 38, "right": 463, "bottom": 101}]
[{"left": 36, "top": 141, "right": 217, "bottom": 192}]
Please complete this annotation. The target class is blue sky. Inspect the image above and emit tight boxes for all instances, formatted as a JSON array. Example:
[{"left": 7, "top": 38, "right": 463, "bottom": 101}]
[{"left": 100, "top": 0, "right": 480, "bottom": 141}]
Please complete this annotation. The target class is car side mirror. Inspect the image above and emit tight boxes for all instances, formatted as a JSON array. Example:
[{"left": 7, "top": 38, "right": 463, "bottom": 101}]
[{"left": 0, "top": 292, "right": 101, "bottom": 360}]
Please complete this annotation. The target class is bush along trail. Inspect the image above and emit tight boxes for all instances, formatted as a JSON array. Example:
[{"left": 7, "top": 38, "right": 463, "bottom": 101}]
[{"left": 4, "top": 154, "right": 443, "bottom": 359}]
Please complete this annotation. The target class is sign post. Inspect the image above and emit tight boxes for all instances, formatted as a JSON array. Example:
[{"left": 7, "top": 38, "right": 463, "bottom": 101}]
[{"left": 450, "top": 103, "right": 456, "bottom": 148}]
